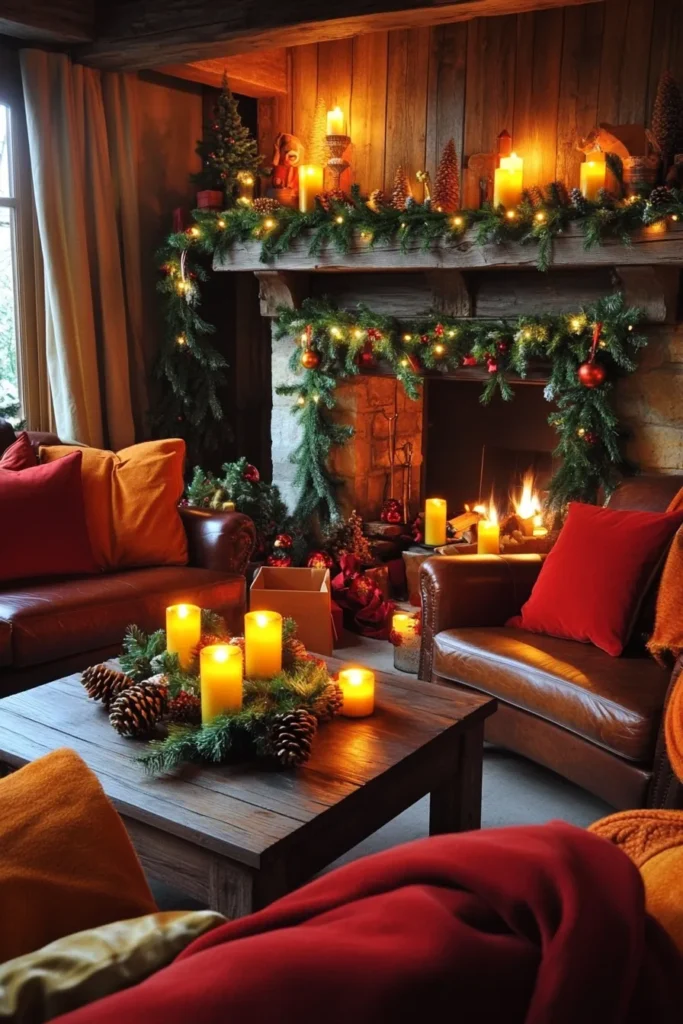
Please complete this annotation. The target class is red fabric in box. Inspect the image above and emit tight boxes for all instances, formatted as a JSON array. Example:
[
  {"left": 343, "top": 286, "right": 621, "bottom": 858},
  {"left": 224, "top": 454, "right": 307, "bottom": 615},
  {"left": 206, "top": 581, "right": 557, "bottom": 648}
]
[
  {"left": 0, "top": 431, "right": 37, "bottom": 471},
  {"left": 51, "top": 822, "right": 683, "bottom": 1024},
  {"left": 0, "top": 451, "right": 98, "bottom": 583},
  {"left": 508, "top": 501, "right": 683, "bottom": 656}
]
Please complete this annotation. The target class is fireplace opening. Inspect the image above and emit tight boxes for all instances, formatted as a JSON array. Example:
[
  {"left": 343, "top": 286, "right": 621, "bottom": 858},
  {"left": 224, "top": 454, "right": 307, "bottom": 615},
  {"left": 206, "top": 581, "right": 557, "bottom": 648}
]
[{"left": 423, "top": 379, "right": 558, "bottom": 517}]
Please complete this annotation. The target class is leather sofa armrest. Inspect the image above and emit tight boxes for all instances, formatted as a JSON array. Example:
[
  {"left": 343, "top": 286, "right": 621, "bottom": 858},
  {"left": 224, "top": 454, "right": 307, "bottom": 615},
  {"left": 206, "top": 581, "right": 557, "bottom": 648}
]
[
  {"left": 418, "top": 554, "right": 544, "bottom": 681},
  {"left": 648, "top": 655, "right": 683, "bottom": 809},
  {"left": 179, "top": 507, "right": 256, "bottom": 576}
]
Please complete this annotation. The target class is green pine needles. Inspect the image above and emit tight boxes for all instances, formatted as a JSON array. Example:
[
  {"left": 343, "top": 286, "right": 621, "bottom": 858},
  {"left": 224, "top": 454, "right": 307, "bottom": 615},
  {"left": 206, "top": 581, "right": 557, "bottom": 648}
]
[
  {"left": 274, "top": 293, "right": 647, "bottom": 518},
  {"left": 192, "top": 74, "right": 260, "bottom": 198}
]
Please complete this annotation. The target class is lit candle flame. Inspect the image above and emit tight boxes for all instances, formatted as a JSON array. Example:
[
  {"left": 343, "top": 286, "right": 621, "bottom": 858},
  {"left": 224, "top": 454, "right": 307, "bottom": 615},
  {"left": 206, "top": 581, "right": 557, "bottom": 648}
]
[{"left": 514, "top": 471, "right": 541, "bottom": 520}]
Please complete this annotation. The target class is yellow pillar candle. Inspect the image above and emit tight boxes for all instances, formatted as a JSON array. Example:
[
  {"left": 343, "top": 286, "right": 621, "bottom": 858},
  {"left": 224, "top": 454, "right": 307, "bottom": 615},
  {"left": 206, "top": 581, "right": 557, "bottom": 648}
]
[
  {"left": 424, "top": 498, "right": 447, "bottom": 546},
  {"left": 532, "top": 513, "right": 549, "bottom": 538},
  {"left": 244, "top": 610, "right": 283, "bottom": 679},
  {"left": 299, "top": 164, "right": 324, "bottom": 213},
  {"left": 200, "top": 644, "right": 243, "bottom": 723},
  {"left": 338, "top": 668, "right": 375, "bottom": 717},
  {"left": 477, "top": 519, "right": 501, "bottom": 555},
  {"left": 392, "top": 613, "right": 417, "bottom": 639},
  {"left": 326, "top": 106, "right": 346, "bottom": 135},
  {"left": 493, "top": 152, "right": 524, "bottom": 209},
  {"left": 579, "top": 151, "right": 606, "bottom": 201},
  {"left": 166, "top": 604, "right": 201, "bottom": 670}
]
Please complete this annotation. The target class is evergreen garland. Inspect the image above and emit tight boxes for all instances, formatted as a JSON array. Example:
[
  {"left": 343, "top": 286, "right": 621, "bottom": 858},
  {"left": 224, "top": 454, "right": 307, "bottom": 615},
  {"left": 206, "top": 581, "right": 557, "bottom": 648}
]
[
  {"left": 152, "top": 181, "right": 679, "bottom": 469},
  {"left": 273, "top": 293, "right": 646, "bottom": 519}
]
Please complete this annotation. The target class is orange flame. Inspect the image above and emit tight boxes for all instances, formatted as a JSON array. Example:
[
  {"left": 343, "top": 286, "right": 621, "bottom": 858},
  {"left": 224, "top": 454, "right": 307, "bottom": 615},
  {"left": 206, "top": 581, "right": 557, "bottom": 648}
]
[{"left": 514, "top": 471, "right": 541, "bottom": 520}]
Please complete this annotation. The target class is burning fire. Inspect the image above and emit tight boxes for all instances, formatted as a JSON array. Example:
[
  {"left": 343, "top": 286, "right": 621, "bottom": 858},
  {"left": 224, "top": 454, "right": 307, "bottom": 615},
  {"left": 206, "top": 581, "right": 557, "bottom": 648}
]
[
  {"left": 514, "top": 471, "right": 541, "bottom": 521},
  {"left": 473, "top": 501, "right": 498, "bottom": 525}
]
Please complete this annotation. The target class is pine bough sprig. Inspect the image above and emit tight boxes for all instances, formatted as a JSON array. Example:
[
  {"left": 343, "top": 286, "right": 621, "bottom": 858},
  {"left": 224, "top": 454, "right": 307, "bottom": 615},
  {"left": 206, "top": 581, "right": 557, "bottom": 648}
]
[{"left": 274, "top": 293, "right": 646, "bottom": 519}]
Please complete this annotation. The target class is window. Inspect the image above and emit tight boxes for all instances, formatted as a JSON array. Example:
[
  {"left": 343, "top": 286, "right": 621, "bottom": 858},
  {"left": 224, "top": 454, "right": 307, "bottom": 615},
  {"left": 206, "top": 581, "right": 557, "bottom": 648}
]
[{"left": 0, "top": 103, "right": 20, "bottom": 424}]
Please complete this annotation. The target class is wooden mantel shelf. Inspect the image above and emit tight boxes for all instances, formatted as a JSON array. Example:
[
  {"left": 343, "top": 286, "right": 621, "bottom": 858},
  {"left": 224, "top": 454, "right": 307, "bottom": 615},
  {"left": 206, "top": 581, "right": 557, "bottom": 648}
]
[{"left": 214, "top": 223, "right": 683, "bottom": 274}]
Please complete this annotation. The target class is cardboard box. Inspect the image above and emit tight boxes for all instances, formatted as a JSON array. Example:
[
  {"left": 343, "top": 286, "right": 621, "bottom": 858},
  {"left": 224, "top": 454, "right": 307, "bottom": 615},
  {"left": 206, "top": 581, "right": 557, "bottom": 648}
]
[{"left": 250, "top": 566, "right": 333, "bottom": 656}]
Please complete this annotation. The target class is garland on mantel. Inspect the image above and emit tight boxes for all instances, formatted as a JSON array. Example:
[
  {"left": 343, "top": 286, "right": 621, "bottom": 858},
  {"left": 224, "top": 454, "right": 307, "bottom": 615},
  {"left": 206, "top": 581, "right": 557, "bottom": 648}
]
[
  {"left": 273, "top": 293, "right": 646, "bottom": 523},
  {"left": 152, "top": 183, "right": 679, "bottom": 459}
]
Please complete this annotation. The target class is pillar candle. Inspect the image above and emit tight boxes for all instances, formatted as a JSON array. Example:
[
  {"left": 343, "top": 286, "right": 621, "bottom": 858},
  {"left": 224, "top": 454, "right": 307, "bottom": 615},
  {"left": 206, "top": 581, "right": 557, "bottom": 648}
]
[
  {"left": 493, "top": 152, "right": 524, "bottom": 209},
  {"left": 392, "top": 613, "right": 417, "bottom": 639},
  {"left": 532, "top": 514, "right": 549, "bottom": 538},
  {"left": 326, "top": 106, "right": 345, "bottom": 135},
  {"left": 166, "top": 604, "right": 201, "bottom": 670},
  {"left": 200, "top": 644, "right": 243, "bottom": 723},
  {"left": 338, "top": 668, "right": 375, "bottom": 717},
  {"left": 236, "top": 172, "right": 255, "bottom": 205},
  {"left": 299, "top": 165, "right": 324, "bottom": 213},
  {"left": 477, "top": 520, "right": 501, "bottom": 555},
  {"left": 244, "top": 610, "right": 283, "bottom": 679},
  {"left": 424, "top": 498, "right": 447, "bottom": 546},
  {"left": 579, "top": 151, "right": 606, "bottom": 201}
]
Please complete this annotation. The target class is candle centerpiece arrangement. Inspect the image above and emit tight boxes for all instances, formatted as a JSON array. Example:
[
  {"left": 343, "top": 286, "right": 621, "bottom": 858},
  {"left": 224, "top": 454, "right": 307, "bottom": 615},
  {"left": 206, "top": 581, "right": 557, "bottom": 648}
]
[
  {"left": 389, "top": 612, "right": 421, "bottom": 675},
  {"left": 79, "top": 606, "right": 376, "bottom": 776}
]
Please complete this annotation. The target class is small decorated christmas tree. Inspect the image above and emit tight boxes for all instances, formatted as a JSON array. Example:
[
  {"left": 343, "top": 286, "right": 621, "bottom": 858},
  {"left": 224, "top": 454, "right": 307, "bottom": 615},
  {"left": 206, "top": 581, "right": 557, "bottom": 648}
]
[
  {"left": 652, "top": 71, "right": 683, "bottom": 170},
  {"left": 192, "top": 74, "right": 260, "bottom": 202},
  {"left": 432, "top": 138, "right": 460, "bottom": 213},
  {"left": 391, "top": 166, "right": 412, "bottom": 210},
  {"left": 308, "top": 96, "right": 328, "bottom": 167}
]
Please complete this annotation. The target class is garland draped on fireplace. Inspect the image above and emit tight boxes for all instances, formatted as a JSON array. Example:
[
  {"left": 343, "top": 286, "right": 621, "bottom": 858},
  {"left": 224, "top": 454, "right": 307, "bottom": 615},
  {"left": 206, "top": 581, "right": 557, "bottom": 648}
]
[{"left": 272, "top": 293, "right": 647, "bottom": 523}]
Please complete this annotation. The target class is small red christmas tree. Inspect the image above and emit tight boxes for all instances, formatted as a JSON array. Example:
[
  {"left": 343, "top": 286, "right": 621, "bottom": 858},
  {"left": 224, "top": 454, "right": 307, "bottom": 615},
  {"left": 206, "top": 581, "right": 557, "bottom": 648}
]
[{"left": 432, "top": 138, "right": 460, "bottom": 213}]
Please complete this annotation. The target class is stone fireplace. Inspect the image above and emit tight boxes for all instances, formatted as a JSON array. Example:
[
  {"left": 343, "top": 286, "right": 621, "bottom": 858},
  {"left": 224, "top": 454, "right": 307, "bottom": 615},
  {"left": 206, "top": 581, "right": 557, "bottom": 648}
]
[{"left": 217, "top": 245, "right": 681, "bottom": 523}]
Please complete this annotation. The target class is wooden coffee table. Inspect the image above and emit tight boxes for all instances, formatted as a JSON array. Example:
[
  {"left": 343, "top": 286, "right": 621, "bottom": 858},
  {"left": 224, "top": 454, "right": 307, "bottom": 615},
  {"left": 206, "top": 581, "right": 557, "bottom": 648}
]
[{"left": 0, "top": 659, "right": 495, "bottom": 918}]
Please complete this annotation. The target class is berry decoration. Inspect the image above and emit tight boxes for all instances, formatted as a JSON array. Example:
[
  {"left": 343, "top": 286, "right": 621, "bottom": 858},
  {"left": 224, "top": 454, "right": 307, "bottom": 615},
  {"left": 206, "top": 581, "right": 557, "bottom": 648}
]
[
  {"left": 462, "top": 354, "right": 478, "bottom": 367},
  {"left": 487, "top": 359, "right": 498, "bottom": 374},
  {"left": 168, "top": 691, "right": 202, "bottom": 725},
  {"left": 380, "top": 497, "right": 404, "bottom": 524}
]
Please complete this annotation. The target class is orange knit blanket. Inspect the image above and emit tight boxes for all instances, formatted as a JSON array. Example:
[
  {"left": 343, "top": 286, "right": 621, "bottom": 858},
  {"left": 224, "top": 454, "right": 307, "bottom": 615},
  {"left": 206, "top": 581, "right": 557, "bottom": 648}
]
[{"left": 589, "top": 808, "right": 683, "bottom": 867}]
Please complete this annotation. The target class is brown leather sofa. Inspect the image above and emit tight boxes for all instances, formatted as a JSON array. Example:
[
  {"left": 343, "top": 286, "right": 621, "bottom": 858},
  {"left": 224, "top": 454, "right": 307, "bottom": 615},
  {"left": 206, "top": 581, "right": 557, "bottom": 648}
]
[
  {"left": 419, "top": 475, "right": 683, "bottom": 811},
  {"left": 0, "top": 423, "right": 256, "bottom": 696}
]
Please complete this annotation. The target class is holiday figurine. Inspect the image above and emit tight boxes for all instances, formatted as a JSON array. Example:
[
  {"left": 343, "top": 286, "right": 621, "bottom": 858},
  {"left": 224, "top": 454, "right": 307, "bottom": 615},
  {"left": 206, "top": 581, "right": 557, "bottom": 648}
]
[{"left": 266, "top": 133, "right": 305, "bottom": 209}]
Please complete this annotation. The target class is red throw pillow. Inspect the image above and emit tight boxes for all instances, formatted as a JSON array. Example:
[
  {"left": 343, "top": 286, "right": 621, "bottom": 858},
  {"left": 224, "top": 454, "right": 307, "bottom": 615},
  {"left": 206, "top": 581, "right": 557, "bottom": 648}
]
[
  {"left": 0, "top": 452, "right": 98, "bottom": 583},
  {"left": 0, "top": 432, "right": 37, "bottom": 471},
  {"left": 508, "top": 502, "right": 683, "bottom": 656}
]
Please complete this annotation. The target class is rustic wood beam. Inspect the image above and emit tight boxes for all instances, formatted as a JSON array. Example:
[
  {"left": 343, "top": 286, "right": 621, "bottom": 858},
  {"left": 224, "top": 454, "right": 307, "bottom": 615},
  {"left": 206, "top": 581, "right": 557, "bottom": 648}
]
[
  {"left": 0, "top": 0, "right": 93, "bottom": 42},
  {"left": 159, "top": 49, "right": 288, "bottom": 98},
  {"left": 80, "top": 0, "right": 602, "bottom": 70}
]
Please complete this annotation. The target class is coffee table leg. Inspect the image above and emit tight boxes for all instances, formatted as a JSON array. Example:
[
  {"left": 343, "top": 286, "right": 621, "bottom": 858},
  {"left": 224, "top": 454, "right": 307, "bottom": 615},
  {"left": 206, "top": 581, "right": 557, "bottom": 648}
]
[{"left": 429, "top": 721, "right": 484, "bottom": 834}]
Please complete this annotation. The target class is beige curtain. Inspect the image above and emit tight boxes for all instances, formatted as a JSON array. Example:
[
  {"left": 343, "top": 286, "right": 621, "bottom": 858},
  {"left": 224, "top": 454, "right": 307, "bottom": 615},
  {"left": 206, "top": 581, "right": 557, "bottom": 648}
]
[{"left": 20, "top": 51, "right": 146, "bottom": 449}]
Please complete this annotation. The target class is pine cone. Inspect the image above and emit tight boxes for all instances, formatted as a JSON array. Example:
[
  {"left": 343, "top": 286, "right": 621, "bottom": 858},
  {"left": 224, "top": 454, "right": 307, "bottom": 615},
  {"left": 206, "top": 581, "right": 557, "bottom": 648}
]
[
  {"left": 283, "top": 636, "right": 308, "bottom": 668},
  {"left": 649, "top": 185, "right": 673, "bottom": 208},
  {"left": 253, "top": 197, "right": 281, "bottom": 215},
  {"left": 81, "top": 664, "right": 133, "bottom": 706},
  {"left": 596, "top": 188, "right": 616, "bottom": 207},
  {"left": 168, "top": 690, "right": 202, "bottom": 725},
  {"left": 109, "top": 681, "right": 169, "bottom": 738},
  {"left": 366, "top": 188, "right": 386, "bottom": 212},
  {"left": 652, "top": 72, "right": 683, "bottom": 164},
  {"left": 267, "top": 708, "right": 318, "bottom": 767},
  {"left": 527, "top": 185, "right": 544, "bottom": 207},
  {"left": 312, "top": 682, "right": 344, "bottom": 722},
  {"left": 569, "top": 186, "right": 590, "bottom": 213}
]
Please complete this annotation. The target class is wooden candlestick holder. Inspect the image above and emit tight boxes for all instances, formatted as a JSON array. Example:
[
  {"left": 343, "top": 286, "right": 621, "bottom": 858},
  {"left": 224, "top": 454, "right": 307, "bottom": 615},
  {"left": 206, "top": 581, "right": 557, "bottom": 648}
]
[{"left": 326, "top": 134, "right": 350, "bottom": 191}]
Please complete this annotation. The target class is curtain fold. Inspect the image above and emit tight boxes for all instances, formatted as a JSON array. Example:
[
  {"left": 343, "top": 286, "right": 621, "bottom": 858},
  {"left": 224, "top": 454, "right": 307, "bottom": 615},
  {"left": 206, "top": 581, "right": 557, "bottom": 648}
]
[{"left": 20, "top": 50, "right": 144, "bottom": 449}]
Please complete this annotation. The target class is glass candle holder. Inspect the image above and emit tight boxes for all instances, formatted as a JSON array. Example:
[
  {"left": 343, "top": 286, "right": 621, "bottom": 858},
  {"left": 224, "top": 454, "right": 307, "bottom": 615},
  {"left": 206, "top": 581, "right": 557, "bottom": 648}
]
[{"left": 392, "top": 613, "right": 420, "bottom": 674}]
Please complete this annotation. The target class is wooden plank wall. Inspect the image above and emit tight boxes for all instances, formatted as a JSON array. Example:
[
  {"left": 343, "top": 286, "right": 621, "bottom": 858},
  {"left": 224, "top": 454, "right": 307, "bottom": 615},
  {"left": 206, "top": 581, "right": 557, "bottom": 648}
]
[{"left": 258, "top": 0, "right": 683, "bottom": 201}]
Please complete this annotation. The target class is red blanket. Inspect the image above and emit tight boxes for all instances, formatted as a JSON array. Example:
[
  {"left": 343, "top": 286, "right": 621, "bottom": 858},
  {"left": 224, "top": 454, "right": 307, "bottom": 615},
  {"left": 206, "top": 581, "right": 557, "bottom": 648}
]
[{"left": 54, "top": 823, "right": 682, "bottom": 1024}]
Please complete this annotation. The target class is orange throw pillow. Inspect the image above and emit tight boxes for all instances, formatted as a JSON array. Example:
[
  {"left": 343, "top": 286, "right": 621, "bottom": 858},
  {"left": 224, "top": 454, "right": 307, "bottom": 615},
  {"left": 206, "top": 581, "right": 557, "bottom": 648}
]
[
  {"left": 0, "top": 748, "right": 156, "bottom": 964},
  {"left": 41, "top": 440, "right": 188, "bottom": 571}
]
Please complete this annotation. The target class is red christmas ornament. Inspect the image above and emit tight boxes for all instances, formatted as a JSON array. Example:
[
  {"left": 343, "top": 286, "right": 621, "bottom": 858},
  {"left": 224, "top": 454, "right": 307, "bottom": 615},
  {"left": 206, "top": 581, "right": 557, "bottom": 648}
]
[
  {"left": 583, "top": 431, "right": 599, "bottom": 445},
  {"left": 301, "top": 348, "right": 321, "bottom": 370},
  {"left": 273, "top": 533, "right": 293, "bottom": 549},
  {"left": 358, "top": 342, "right": 376, "bottom": 369},
  {"left": 243, "top": 463, "right": 260, "bottom": 483},
  {"left": 434, "top": 323, "right": 445, "bottom": 337},
  {"left": 380, "top": 498, "right": 404, "bottom": 524},
  {"left": 487, "top": 359, "right": 498, "bottom": 374},
  {"left": 420, "top": 334, "right": 429, "bottom": 345},
  {"left": 496, "top": 340, "right": 510, "bottom": 353},
  {"left": 267, "top": 552, "right": 292, "bottom": 567},
  {"left": 307, "top": 550, "right": 334, "bottom": 569},
  {"left": 577, "top": 362, "right": 606, "bottom": 388},
  {"left": 462, "top": 354, "right": 477, "bottom": 367},
  {"left": 366, "top": 327, "right": 383, "bottom": 341}
]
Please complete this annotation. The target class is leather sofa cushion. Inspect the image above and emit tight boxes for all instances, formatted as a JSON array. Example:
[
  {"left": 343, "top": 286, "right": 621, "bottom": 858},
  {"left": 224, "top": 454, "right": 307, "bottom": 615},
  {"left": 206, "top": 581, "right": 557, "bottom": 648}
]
[
  {"left": 0, "top": 568, "right": 245, "bottom": 669},
  {"left": 433, "top": 626, "right": 670, "bottom": 762}
]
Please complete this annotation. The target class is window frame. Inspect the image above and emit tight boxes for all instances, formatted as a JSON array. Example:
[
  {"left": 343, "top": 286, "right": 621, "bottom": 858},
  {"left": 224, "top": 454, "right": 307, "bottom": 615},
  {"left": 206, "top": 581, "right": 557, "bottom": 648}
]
[{"left": 0, "top": 93, "right": 24, "bottom": 423}]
